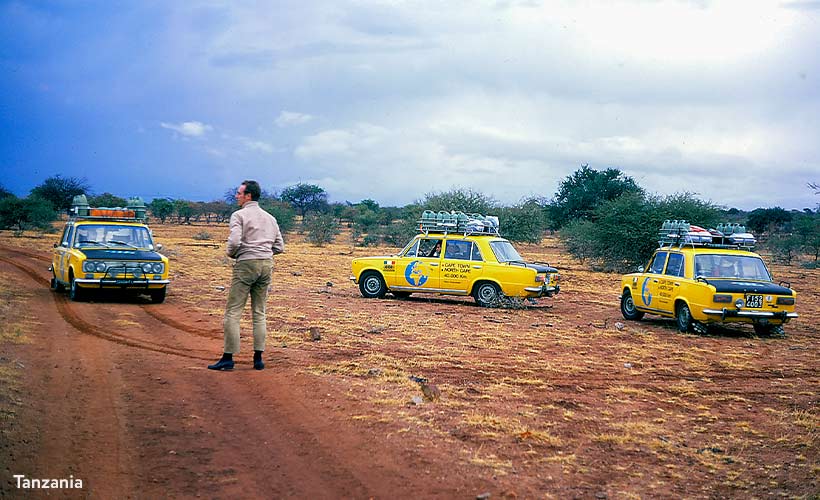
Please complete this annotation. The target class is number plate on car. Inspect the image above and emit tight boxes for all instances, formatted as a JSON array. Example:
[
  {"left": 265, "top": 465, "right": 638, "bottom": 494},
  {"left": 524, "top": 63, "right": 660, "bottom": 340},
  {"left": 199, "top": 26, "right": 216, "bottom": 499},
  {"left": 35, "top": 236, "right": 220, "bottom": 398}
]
[{"left": 746, "top": 294, "right": 763, "bottom": 308}]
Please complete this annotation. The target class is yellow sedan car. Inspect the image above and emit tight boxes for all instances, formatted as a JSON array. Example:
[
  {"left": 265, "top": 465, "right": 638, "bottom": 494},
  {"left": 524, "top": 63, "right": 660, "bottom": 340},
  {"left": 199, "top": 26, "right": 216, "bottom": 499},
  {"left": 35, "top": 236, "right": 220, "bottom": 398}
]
[
  {"left": 50, "top": 196, "right": 170, "bottom": 303},
  {"left": 351, "top": 215, "right": 559, "bottom": 307},
  {"left": 619, "top": 223, "right": 797, "bottom": 335}
]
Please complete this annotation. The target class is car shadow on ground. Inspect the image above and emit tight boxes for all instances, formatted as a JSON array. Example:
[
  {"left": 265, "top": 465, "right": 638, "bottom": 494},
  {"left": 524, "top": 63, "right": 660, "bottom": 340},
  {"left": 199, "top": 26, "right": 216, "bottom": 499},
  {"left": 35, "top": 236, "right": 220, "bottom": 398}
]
[
  {"left": 63, "top": 290, "right": 156, "bottom": 305},
  {"left": 637, "top": 317, "right": 777, "bottom": 339},
  {"left": 385, "top": 293, "right": 555, "bottom": 310}
]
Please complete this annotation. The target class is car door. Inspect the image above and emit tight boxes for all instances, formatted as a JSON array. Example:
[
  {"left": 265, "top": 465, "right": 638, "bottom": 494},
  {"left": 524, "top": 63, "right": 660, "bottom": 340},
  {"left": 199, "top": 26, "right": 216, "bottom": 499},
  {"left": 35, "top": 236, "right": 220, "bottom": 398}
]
[
  {"left": 638, "top": 251, "right": 668, "bottom": 312},
  {"left": 440, "top": 239, "right": 482, "bottom": 292},
  {"left": 656, "top": 251, "right": 685, "bottom": 313},
  {"left": 54, "top": 224, "right": 74, "bottom": 282},
  {"left": 393, "top": 237, "right": 441, "bottom": 291}
]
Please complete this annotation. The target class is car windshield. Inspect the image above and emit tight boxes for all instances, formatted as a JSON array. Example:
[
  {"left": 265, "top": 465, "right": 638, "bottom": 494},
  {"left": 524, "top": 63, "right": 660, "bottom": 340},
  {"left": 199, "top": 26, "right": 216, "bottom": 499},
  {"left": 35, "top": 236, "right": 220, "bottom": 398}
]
[
  {"left": 694, "top": 254, "right": 772, "bottom": 280},
  {"left": 73, "top": 225, "right": 154, "bottom": 249},
  {"left": 489, "top": 240, "right": 524, "bottom": 263}
]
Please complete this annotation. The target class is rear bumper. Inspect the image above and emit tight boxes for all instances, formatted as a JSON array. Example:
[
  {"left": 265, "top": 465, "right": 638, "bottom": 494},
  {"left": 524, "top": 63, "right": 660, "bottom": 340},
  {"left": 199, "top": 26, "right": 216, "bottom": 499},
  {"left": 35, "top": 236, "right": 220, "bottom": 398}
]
[
  {"left": 524, "top": 284, "right": 560, "bottom": 297},
  {"left": 702, "top": 308, "right": 798, "bottom": 321}
]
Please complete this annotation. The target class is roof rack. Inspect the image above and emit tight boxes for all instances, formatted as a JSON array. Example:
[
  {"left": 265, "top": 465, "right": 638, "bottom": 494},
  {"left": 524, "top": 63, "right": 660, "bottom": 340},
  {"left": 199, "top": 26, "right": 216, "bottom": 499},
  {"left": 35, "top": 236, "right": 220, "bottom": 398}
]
[
  {"left": 69, "top": 195, "right": 148, "bottom": 222},
  {"left": 417, "top": 210, "right": 500, "bottom": 236},
  {"left": 658, "top": 220, "right": 756, "bottom": 251}
]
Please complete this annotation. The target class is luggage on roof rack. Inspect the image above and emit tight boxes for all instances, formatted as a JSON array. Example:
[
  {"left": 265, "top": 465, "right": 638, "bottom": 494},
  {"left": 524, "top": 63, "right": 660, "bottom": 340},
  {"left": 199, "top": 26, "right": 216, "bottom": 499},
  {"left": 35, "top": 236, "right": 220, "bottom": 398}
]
[
  {"left": 658, "top": 220, "right": 756, "bottom": 250},
  {"left": 418, "top": 210, "right": 499, "bottom": 235},
  {"left": 70, "top": 195, "right": 148, "bottom": 221}
]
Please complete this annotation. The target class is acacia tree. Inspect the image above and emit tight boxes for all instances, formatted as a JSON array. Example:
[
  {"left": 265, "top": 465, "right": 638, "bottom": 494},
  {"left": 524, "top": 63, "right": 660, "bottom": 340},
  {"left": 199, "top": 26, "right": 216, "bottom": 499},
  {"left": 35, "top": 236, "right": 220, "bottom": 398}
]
[
  {"left": 549, "top": 165, "right": 642, "bottom": 229},
  {"left": 149, "top": 198, "right": 175, "bottom": 223},
  {"left": 281, "top": 183, "right": 328, "bottom": 216},
  {"left": 30, "top": 175, "right": 90, "bottom": 212},
  {"left": 88, "top": 192, "right": 128, "bottom": 207},
  {"left": 0, "top": 196, "right": 55, "bottom": 231}
]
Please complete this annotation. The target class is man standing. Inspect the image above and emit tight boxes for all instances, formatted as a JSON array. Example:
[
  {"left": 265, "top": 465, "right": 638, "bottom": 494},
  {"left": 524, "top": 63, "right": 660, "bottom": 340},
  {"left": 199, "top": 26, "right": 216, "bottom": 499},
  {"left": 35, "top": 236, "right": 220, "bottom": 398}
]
[{"left": 208, "top": 180, "right": 285, "bottom": 371}]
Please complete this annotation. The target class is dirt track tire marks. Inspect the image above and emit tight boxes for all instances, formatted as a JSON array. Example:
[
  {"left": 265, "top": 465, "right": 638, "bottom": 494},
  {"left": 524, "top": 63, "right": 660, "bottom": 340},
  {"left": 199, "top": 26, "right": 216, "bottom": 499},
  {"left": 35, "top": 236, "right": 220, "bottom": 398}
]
[
  {"left": 139, "top": 305, "right": 222, "bottom": 339},
  {"left": 0, "top": 252, "right": 213, "bottom": 361}
]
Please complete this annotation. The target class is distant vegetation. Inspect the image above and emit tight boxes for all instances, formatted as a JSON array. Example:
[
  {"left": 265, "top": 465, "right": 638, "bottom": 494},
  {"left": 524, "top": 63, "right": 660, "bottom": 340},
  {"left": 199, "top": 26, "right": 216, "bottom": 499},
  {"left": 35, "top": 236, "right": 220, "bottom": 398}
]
[{"left": 2, "top": 171, "right": 819, "bottom": 270}]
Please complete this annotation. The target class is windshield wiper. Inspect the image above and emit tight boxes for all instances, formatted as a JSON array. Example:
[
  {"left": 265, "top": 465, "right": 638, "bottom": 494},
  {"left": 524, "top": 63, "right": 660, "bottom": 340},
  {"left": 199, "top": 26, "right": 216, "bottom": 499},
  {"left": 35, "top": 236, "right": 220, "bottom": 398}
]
[
  {"left": 78, "top": 240, "right": 108, "bottom": 247},
  {"left": 109, "top": 240, "right": 138, "bottom": 249}
]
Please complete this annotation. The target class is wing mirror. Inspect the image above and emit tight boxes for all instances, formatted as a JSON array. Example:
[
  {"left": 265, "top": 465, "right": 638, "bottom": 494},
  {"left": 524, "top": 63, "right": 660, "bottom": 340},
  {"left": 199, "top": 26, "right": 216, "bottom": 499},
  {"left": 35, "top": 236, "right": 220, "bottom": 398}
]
[
  {"left": 637, "top": 266, "right": 645, "bottom": 273},
  {"left": 156, "top": 243, "right": 163, "bottom": 251}
]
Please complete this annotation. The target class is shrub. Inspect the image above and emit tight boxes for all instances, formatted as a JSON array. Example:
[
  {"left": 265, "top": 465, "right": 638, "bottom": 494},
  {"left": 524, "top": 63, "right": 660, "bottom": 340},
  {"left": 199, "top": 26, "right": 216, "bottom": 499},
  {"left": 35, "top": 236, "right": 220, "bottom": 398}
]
[
  {"left": 304, "top": 213, "right": 339, "bottom": 246},
  {"left": 192, "top": 230, "right": 212, "bottom": 241}
]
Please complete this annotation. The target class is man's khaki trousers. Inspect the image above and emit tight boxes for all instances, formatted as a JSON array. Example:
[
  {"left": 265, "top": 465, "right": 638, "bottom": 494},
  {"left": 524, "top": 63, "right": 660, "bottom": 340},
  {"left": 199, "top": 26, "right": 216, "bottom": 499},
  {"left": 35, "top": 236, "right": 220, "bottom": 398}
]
[{"left": 223, "top": 259, "right": 273, "bottom": 354}]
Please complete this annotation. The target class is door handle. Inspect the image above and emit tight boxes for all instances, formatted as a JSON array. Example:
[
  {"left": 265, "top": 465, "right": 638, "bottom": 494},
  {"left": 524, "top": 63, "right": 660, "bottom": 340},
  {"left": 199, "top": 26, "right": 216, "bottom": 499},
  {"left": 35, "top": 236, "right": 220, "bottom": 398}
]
[
  {"left": 472, "top": 265, "right": 482, "bottom": 269},
  {"left": 430, "top": 263, "right": 438, "bottom": 267},
  {"left": 652, "top": 279, "right": 659, "bottom": 283},
  {"left": 674, "top": 282, "right": 680, "bottom": 286}
]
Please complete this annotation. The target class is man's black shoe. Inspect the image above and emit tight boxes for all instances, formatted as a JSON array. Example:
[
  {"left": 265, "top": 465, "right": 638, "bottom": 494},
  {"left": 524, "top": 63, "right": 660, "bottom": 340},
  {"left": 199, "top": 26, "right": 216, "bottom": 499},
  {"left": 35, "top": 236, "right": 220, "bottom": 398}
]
[
  {"left": 207, "top": 359, "right": 235, "bottom": 371},
  {"left": 253, "top": 359, "right": 265, "bottom": 370}
]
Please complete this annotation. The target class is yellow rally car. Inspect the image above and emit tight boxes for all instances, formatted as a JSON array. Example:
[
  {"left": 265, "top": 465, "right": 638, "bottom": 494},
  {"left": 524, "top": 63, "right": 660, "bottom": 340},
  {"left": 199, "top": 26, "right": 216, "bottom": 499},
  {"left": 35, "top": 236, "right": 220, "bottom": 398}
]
[
  {"left": 50, "top": 195, "right": 170, "bottom": 303},
  {"left": 350, "top": 211, "right": 560, "bottom": 307},
  {"left": 619, "top": 221, "right": 798, "bottom": 335}
]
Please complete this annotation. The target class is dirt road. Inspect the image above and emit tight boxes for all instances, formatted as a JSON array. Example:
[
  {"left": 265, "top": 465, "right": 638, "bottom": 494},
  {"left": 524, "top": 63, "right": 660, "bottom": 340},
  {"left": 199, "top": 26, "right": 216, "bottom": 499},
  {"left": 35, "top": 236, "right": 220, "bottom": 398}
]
[
  {"left": 0, "top": 246, "right": 490, "bottom": 498},
  {"left": 1, "top": 232, "right": 817, "bottom": 498}
]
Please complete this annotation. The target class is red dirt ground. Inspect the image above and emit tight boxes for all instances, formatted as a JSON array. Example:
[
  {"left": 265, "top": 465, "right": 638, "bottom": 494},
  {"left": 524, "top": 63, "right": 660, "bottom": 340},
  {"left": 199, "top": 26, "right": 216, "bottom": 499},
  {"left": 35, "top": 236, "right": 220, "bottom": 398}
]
[{"left": 0, "top": 225, "right": 817, "bottom": 499}]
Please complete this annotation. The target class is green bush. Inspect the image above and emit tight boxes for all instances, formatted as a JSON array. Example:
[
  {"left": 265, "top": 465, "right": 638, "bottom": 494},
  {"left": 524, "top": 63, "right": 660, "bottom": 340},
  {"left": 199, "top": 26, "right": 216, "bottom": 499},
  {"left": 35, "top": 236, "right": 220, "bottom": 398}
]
[{"left": 304, "top": 213, "right": 339, "bottom": 246}]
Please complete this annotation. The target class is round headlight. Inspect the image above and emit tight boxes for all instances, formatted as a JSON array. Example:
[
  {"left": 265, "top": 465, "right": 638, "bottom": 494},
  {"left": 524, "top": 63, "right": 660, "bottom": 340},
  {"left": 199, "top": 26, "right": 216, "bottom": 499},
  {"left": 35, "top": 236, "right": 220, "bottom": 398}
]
[
  {"left": 83, "top": 261, "right": 95, "bottom": 273},
  {"left": 142, "top": 263, "right": 153, "bottom": 273},
  {"left": 152, "top": 263, "right": 163, "bottom": 273},
  {"left": 133, "top": 268, "right": 142, "bottom": 278},
  {"left": 734, "top": 298, "right": 744, "bottom": 309},
  {"left": 95, "top": 262, "right": 107, "bottom": 273}
]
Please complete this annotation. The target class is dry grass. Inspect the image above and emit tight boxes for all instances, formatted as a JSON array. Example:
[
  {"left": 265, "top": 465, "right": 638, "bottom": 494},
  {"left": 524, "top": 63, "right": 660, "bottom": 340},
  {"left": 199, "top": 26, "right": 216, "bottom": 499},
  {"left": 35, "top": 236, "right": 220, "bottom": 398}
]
[{"left": 2, "top": 224, "right": 818, "bottom": 498}]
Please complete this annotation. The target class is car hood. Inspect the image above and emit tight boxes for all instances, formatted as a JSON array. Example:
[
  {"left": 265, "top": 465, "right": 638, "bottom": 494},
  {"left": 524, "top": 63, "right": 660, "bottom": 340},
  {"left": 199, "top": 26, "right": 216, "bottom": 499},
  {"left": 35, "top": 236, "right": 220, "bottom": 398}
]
[
  {"left": 708, "top": 279, "right": 793, "bottom": 295},
  {"left": 79, "top": 249, "right": 164, "bottom": 261}
]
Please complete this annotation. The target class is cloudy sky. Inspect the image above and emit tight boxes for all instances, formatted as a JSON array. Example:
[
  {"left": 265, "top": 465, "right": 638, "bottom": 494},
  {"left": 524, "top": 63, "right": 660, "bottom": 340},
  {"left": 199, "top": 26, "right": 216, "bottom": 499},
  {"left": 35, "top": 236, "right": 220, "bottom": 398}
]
[{"left": 2, "top": 0, "right": 818, "bottom": 210}]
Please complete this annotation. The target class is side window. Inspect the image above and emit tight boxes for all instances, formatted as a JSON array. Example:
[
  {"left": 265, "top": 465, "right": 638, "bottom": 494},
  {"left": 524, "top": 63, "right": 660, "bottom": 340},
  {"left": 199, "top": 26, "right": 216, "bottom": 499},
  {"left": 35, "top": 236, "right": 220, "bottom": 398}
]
[
  {"left": 471, "top": 243, "right": 483, "bottom": 261},
  {"left": 444, "top": 240, "right": 472, "bottom": 260},
  {"left": 404, "top": 240, "right": 419, "bottom": 257},
  {"left": 60, "top": 226, "right": 72, "bottom": 247},
  {"left": 664, "top": 253, "right": 684, "bottom": 277},
  {"left": 417, "top": 239, "right": 442, "bottom": 258},
  {"left": 648, "top": 251, "right": 668, "bottom": 274}
]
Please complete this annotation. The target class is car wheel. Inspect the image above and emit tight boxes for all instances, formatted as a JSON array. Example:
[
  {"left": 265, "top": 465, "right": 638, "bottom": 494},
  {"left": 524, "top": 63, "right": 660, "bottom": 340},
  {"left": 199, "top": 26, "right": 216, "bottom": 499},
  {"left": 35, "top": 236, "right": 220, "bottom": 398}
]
[
  {"left": 620, "top": 290, "right": 644, "bottom": 320},
  {"left": 392, "top": 291, "right": 412, "bottom": 299},
  {"left": 676, "top": 302, "right": 692, "bottom": 333},
  {"left": 50, "top": 272, "right": 65, "bottom": 292},
  {"left": 753, "top": 323, "right": 785, "bottom": 337},
  {"left": 473, "top": 281, "right": 501, "bottom": 307},
  {"left": 150, "top": 287, "right": 167, "bottom": 304},
  {"left": 69, "top": 273, "right": 85, "bottom": 302},
  {"left": 359, "top": 272, "right": 387, "bottom": 299}
]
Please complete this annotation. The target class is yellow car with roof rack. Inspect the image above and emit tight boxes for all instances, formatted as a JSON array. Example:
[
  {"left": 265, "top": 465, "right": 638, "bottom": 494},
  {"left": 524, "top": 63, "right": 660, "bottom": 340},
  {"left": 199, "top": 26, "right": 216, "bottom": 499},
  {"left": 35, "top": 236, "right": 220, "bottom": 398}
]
[
  {"left": 351, "top": 211, "right": 560, "bottom": 307},
  {"left": 50, "top": 195, "right": 170, "bottom": 303},
  {"left": 619, "top": 220, "right": 798, "bottom": 335}
]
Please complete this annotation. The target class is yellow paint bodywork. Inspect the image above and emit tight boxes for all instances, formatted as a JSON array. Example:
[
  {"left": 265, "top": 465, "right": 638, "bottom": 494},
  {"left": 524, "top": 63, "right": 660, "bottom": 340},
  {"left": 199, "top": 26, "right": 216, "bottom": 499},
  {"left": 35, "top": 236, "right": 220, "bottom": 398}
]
[
  {"left": 620, "top": 246, "right": 797, "bottom": 327},
  {"left": 52, "top": 219, "right": 170, "bottom": 292},
  {"left": 351, "top": 234, "right": 559, "bottom": 301}
]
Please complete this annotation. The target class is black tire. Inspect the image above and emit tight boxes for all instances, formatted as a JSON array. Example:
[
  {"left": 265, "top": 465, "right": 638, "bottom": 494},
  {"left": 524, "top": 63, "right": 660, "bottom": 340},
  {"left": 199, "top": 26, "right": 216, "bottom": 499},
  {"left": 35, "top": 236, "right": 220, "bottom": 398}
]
[
  {"left": 50, "top": 272, "right": 65, "bottom": 292},
  {"left": 69, "top": 272, "right": 85, "bottom": 302},
  {"left": 620, "top": 290, "right": 644, "bottom": 321},
  {"left": 150, "top": 287, "right": 167, "bottom": 304},
  {"left": 753, "top": 323, "right": 785, "bottom": 337},
  {"left": 392, "top": 291, "right": 412, "bottom": 299},
  {"left": 473, "top": 281, "right": 501, "bottom": 308},
  {"left": 359, "top": 272, "right": 387, "bottom": 299},
  {"left": 676, "top": 302, "right": 692, "bottom": 333}
]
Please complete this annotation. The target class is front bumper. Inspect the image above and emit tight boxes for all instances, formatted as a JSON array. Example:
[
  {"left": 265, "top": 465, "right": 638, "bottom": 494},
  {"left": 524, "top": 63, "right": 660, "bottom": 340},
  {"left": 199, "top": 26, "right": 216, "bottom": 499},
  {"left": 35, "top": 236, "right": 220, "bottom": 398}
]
[
  {"left": 702, "top": 308, "right": 798, "bottom": 321},
  {"left": 75, "top": 278, "right": 170, "bottom": 289},
  {"left": 524, "top": 284, "right": 560, "bottom": 297}
]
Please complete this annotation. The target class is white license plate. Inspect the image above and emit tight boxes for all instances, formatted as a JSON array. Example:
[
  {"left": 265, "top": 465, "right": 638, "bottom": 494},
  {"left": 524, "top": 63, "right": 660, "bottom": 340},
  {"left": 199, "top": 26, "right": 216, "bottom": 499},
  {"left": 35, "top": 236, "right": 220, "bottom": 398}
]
[{"left": 746, "top": 294, "right": 763, "bottom": 308}]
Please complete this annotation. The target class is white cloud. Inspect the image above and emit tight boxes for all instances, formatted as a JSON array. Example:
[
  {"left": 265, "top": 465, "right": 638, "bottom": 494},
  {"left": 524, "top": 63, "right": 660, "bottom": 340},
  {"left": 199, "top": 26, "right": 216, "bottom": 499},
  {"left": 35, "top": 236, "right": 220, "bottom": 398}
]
[
  {"left": 160, "top": 121, "right": 213, "bottom": 137},
  {"left": 275, "top": 111, "right": 314, "bottom": 127}
]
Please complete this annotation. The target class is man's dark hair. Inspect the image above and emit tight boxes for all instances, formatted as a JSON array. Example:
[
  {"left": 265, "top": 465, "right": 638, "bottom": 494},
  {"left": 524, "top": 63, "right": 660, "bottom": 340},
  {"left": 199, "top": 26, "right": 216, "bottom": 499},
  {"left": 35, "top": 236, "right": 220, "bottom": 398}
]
[{"left": 242, "top": 180, "right": 261, "bottom": 201}]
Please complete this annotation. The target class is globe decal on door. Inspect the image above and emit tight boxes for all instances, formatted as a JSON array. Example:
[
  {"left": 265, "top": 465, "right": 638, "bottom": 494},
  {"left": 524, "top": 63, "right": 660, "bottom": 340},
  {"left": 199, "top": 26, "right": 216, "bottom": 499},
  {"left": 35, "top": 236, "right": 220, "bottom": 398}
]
[
  {"left": 405, "top": 260, "right": 429, "bottom": 287},
  {"left": 641, "top": 277, "right": 653, "bottom": 306}
]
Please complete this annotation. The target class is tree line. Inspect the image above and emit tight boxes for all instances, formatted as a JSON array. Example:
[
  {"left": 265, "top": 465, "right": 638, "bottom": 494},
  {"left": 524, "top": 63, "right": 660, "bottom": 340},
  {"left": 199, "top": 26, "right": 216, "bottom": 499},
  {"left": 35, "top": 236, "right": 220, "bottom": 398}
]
[{"left": 2, "top": 171, "right": 818, "bottom": 270}]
